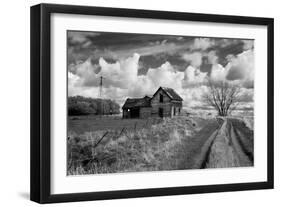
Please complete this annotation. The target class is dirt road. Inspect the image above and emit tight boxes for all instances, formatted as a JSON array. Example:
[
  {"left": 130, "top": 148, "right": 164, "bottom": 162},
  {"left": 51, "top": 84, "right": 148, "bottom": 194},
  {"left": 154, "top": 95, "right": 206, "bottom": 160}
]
[{"left": 185, "top": 117, "right": 254, "bottom": 169}]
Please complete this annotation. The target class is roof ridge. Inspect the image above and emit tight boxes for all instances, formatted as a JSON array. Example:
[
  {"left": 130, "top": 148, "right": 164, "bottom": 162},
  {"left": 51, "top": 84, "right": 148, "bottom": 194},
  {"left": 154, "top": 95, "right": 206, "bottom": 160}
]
[{"left": 159, "top": 86, "right": 183, "bottom": 101}]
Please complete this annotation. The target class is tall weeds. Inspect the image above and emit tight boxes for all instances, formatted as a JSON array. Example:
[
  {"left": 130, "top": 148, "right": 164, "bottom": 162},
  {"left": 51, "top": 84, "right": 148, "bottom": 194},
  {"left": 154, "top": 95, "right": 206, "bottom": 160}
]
[{"left": 67, "top": 116, "right": 196, "bottom": 175}]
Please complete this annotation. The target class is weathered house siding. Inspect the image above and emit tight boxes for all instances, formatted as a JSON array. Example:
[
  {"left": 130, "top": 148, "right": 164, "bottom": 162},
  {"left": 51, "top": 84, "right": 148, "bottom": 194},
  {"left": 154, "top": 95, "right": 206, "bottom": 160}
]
[
  {"left": 151, "top": 90, "right": 172, "bottom": 118},
  {"left": 122, "top": 87, "right": 183, "bottom": 119},
  {"left": 140, "top": 107, "right": 152, "bottom": 119},
  {"left": 123, "top": 107, "right": 152, "bottom": 119},
  {"left": 170, "top": 100, "right": 182, "bottom": 117}
]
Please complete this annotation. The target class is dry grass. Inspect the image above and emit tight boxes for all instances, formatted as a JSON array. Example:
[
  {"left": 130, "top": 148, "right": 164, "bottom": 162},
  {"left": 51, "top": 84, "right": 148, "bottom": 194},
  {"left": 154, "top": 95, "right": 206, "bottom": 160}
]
[
  {"left": 205, "top": 120, "right": 241, "bottom": 168},
  {"left": 67, "top": 116, "right": 200, "bottom": 175}
]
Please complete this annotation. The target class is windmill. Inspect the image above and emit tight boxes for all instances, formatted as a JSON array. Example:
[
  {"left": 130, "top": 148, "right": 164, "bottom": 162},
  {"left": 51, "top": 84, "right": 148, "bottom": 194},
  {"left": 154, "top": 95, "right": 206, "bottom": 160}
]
[
  {"left": 99, "top": 76, "right": 105, "bottom": 116},
  {"left": 99, "top": 76, "right": 104, "bottom": 99}
]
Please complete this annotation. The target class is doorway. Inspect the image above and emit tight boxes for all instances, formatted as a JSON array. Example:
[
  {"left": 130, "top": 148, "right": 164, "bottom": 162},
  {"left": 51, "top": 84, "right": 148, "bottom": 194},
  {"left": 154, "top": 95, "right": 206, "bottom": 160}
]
[
  {"left": 158, "top": 108, "right": 163, "bottom": 118},
  {"left": 130, "top": 108, "right": 140, "bottom": 118}
]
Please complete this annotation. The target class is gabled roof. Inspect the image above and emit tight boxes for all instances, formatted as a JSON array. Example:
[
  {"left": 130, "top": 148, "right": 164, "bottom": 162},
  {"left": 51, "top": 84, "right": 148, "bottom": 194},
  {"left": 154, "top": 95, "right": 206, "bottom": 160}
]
[
  {"left": 122, "top": 96, "right": 151, "bottom": 109},
  {"left": 153, "top": 87, "right": 183, "bottom": 101},
  {"left": 122, "top": 87, "right": 182, "bottom": 109}
]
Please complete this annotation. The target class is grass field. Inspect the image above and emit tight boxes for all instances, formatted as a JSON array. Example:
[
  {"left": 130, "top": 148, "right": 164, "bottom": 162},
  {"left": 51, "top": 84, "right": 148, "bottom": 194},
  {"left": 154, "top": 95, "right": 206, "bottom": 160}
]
[
  {"left": 67, "top": 114, "right": 254, "bottom": 175},
  {"left": 67, "top": 115, "right": 208, "bottom": 175},
  {"left": 68, "top": 115, "right": 161, "bottom": 134}
]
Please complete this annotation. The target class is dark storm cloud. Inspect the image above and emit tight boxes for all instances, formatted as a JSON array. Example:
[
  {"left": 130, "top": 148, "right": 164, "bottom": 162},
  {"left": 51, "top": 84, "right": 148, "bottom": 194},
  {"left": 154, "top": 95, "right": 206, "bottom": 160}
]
[
  {"left": 208, "top": 39, "right": 245, "bottom": 67},
  {"left": 68, "top": 31, "right": 190, "bottom": 48},
  {"left": 67, "top": 31, "right": 195, "bottom": 66},
  {"left": 138, "top": 52, "right": 188, "bottom": 75},
  {"left": 84, "top": 32, "right": 178, "bottom": 48}
]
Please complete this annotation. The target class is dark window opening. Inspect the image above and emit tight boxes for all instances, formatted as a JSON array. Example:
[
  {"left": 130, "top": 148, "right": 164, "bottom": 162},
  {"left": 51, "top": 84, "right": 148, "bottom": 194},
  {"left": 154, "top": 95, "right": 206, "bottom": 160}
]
[
  {"left": 159, "top": 94, "right": 163, "bottom": 103},
  {"left": 174, "top": 107, "right": 176, "bottom": 115}
]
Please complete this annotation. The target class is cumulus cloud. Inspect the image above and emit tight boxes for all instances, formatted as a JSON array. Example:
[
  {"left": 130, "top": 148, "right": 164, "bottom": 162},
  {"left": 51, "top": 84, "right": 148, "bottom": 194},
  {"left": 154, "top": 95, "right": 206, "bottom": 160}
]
[
  {"left": 226, "top": 50, "right": 254, "bottom": 88},
  {"left": 67, "top": 32, "right": 254, "bottom": 110},
  {"left": 68, "top": 57, "right": 100, "bottom": 87},
  {"left": 242, "top": 40, "right": 254, "bottom": 50},
  {"left": 207, "top": 51, "right": 218, "bottom": 65},
  {"left": 68, "top": 31, "right": 100, "bottom": 44},
  {"left": 68, "top": 48, "right": 254, "bottom": 108},
  {"left": 180, "top": 85, "right": 209, "bottom": 108},
  {"left": 182, "top": 66, "right": 207, "bottom": 87},
  {"left": 68, "top": 72, "right": 100, "bottom": 97},
  {"left": 68, "top": 53, "right": 187, "bottom": 105},
  {"left": 68, "top": 72, "right": 80, "bottom": 95},
  {"left": 146, "top": 62, "right": 184, "bottom": 88},
  {"left": 128, "top": 61, "right": 184, "bottom": 98},
  {"left": 98, "top": 53, "right": 140, "bottom": 89},
  {"left": 191, "top": 38, "right": 214, "bottom": 50},
  {"left": 182, "top": 52, "right": 203, "bottom": 68},
  {"left": 210, "top": 64, "right": 229, "bottom": 82}
]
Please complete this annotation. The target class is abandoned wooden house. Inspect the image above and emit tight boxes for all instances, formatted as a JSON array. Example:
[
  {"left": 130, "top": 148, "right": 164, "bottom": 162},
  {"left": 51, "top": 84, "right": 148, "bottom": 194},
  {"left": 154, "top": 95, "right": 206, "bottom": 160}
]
[{"left": 122, "top": 87, "right": 183, "bottom": 118}]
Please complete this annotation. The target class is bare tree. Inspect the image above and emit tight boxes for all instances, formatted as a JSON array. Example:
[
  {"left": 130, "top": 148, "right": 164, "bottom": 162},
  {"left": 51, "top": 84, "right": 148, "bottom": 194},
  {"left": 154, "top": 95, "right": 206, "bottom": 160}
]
[{"left": 203, "top": 80, "right": 241, "bottom": 116}]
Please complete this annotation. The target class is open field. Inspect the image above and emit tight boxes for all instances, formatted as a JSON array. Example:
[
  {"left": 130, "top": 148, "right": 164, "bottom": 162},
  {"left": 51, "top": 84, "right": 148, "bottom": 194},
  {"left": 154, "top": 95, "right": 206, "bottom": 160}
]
[
  {"left": 68, "top": 115, "right": 161, "bottom": 134},
  {"left": 67, "top": 114, "right": 254, "bottom": 175}
]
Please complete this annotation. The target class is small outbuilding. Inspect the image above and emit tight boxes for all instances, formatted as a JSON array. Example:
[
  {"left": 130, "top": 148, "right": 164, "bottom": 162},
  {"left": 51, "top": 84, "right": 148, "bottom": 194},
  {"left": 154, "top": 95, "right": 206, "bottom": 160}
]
[{"left": 122, "top": 87, "right": 183, "bottom": 119}]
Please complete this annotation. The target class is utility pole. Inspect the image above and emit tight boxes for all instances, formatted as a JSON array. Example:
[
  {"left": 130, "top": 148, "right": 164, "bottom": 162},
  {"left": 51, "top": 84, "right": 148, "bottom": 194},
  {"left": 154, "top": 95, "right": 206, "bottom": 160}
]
[{"left": 99, "top": 76, "right": 104, "bottom": 117}]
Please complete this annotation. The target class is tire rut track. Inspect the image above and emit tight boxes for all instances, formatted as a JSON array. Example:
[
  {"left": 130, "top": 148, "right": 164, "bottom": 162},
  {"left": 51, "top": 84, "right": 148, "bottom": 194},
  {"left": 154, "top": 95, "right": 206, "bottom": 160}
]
[
  {"left": 199, "top": 118, "right": 253, "bottom": 169},
  {"left": 189, "top": 118, "right": 224, "bottom": 169},
  {"left": 231, "top": 125, "right": 254, "bottom": 163},
  {"left": 228, "top": 121, "right": 253, "bottom": 166}
]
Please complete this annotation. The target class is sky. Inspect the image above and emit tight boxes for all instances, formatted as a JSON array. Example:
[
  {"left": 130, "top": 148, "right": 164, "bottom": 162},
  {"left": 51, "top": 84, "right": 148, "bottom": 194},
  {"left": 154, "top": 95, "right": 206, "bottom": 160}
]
[{"left": 67, "top": 31, "right": 254, "bottom": 111}]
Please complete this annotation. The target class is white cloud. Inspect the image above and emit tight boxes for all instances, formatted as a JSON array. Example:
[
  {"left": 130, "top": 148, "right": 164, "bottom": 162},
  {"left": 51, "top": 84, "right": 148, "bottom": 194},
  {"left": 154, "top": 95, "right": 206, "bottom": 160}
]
[
  {"left": 127, "top": 61, "right": 185, "bottom": 98},
  {"left": 68, "top": 72, "right": 100, "bottom": 97},
  {"left": 75, "top": 58, "right": 100, "bottom": 86},
  {"left": 68, "top": 53, "right": 186, "bottom": 106},
  {"left": 68, "top": 49, "right": 254, "bottom": 109},
  {"left": 242, "top": 40, "right": 254, "bottom": 50},
  {"left": 207, "top": 50, "right": 218, "bottom": 64},
  {"left": 99, "top": 53, "right": 140, "bottom": 89},
  {"left": 68, "top": 72, "right": 80, "bottom": 96},
  {"left": 210, "top": 63, "right": 229, "bottom": 82},
  {"left": 68, "top": 31, "right": 100, "bottom": 44},
  {"left": 192, "top": 38, "right": 214, "bottom": 50},
  {"left": 67, "top": 57, "right": 101, "bottom": 88},
  {"left": 204, "top": 49, "right": 254, "bottom": 88},
  {"left": 180, "top": 85, "right": 208, "bottom": 108},
  {"left": 182, "top": 52, "right": 202, "bottom": 68},
  {"left": 182, "top": 65, "right": 207, "bottom": 87},
  {"left": 146, "top": 62, "right": 184, "bottom": 88},
  {"left": 226, "top": 50, "right": 254, "bottom": 87}
]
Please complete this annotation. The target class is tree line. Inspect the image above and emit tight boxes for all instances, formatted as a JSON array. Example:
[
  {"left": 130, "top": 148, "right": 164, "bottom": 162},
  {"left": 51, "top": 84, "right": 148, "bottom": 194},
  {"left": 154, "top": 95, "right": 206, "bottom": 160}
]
[{"left": 68, "top": 96, "right": 120, "bottom": 116}]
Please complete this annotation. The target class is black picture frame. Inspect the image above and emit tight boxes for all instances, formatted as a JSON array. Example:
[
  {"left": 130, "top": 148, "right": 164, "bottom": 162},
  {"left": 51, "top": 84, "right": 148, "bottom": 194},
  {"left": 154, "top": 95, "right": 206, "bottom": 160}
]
[{"left": 30, "top": 3, "right": 274, "bottom": 204}]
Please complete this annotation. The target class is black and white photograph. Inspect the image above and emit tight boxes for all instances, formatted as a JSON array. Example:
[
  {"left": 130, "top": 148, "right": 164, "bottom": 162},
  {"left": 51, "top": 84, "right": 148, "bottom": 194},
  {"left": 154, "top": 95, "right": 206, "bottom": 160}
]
[
  {"left": 27, "top": 2, "right": 275, "bottom": 204},
  {"left": 67, "top": 31, "right": 254, "bottom": 175}
]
